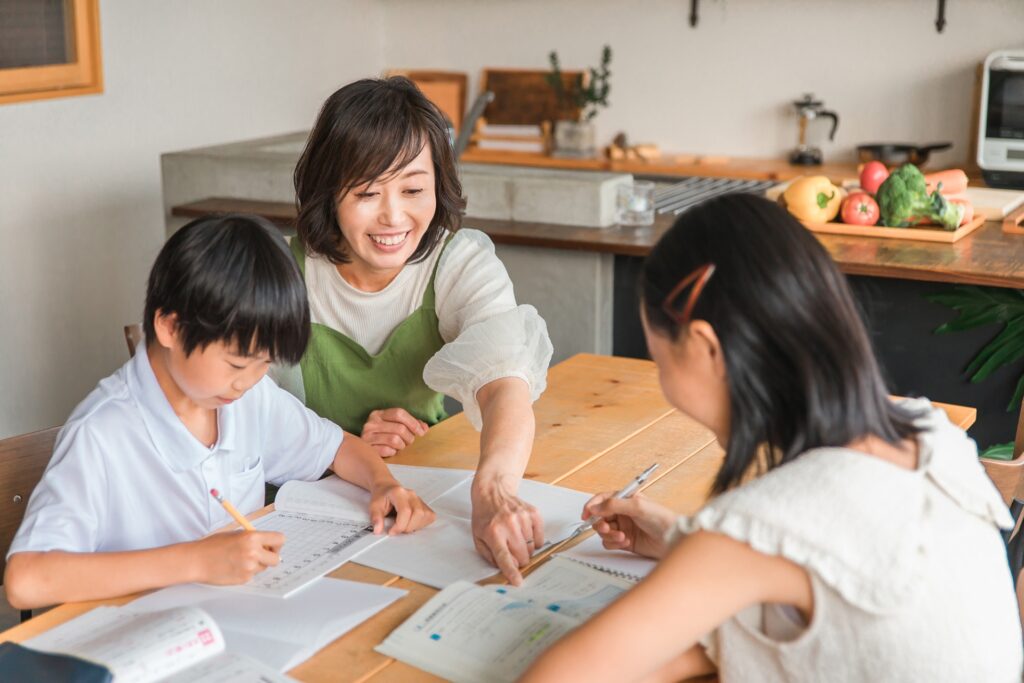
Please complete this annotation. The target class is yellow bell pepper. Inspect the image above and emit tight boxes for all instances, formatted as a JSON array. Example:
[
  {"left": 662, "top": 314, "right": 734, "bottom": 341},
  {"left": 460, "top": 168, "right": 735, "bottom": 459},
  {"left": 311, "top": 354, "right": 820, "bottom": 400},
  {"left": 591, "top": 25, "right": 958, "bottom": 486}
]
[{"left": 783, "top": 176, "right": 845, "bottom": 223}]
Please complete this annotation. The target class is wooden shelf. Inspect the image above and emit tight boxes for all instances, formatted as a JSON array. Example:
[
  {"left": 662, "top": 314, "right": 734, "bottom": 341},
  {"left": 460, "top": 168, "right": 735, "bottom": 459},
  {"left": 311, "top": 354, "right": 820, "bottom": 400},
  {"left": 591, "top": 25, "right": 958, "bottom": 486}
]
[{"left": 460, "top": 147, "right": 861, "bottom": 182}]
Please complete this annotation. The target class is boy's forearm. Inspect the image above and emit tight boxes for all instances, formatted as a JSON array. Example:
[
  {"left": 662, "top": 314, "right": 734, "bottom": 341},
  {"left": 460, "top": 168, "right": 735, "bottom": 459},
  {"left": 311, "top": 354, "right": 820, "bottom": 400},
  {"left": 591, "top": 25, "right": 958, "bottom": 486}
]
[
  {"left": 5, "top": 543, "right": 200, "bottom": 610},
  {"left": 331, "top": 432, "right": 398, "bottom": 491}
]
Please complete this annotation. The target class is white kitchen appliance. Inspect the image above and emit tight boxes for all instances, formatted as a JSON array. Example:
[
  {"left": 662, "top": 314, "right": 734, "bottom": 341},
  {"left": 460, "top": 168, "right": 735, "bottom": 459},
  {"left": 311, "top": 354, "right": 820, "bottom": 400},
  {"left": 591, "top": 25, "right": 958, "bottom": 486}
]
[{"left": 978, "top": 50, "right": 1024, "bottom": 189}]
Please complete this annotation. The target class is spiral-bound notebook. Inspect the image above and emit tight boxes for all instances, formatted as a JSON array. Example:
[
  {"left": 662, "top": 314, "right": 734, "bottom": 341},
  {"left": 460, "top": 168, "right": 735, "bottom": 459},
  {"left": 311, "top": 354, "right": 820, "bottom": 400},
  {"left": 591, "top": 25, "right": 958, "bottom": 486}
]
[{"left": 554, "top": 534, "right": 658, "bottom": 582}]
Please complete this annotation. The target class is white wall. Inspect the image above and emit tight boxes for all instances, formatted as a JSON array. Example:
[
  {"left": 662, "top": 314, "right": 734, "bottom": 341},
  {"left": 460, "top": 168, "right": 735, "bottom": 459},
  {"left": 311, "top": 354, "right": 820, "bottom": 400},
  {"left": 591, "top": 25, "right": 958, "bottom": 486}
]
[
  {"left": 0, "top": 1, "right": 384, "bottom": 438},
  {"left": 5, "top": 0, "right": 1024, "bottom": 438},
  {"left": 381, "top": 0, "right": 1024, "bottom": 167}
]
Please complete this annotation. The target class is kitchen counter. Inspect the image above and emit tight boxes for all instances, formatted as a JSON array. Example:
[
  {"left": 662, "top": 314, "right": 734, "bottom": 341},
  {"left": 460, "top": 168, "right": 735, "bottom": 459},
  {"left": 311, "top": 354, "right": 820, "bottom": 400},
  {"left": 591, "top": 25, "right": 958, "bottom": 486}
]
[{"left": 172, "top": 197, "right": 1024, "bottom": 289}]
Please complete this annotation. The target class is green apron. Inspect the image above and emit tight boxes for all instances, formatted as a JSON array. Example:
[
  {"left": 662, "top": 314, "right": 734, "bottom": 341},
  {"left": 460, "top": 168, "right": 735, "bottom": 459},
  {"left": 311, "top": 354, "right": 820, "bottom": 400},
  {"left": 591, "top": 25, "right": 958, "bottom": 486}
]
[{"left": 291, "top": 238, "right": 450, "bottom": 434}]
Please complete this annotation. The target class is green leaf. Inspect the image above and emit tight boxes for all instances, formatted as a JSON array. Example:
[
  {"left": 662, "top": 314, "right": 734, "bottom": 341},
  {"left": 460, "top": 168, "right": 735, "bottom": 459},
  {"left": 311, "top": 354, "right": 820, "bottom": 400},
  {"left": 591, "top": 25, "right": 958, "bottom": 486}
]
[
  {"left": 929, "top": 285, "right": 1024, "bottom": 410},
  {"left": 980, "top": 442, "right": 1016, "bottom": 461},
  {"left": 1011, "top": 373, "right": 1024, "bottom": 412}
]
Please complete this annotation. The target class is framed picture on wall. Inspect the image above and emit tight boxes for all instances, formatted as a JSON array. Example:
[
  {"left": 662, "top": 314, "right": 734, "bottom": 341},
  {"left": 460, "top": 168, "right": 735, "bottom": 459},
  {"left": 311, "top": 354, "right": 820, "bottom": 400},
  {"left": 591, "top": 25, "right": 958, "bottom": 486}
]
[{"left": 0, "top": 0, "right": 103, "bottom": 106}]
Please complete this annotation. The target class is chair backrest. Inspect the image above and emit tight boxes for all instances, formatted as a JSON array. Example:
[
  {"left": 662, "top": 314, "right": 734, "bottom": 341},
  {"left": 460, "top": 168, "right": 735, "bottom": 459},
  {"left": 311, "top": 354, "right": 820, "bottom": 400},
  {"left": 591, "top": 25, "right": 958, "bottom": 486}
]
[
  {"left": 124, "top": 323, "right": 143, "bottom": 358},
  {"left": 0, "top": 427, "right": 60, "bottom": 578},
  {"left": 384, "top": 69, "right": 467, "bottom": 133}
]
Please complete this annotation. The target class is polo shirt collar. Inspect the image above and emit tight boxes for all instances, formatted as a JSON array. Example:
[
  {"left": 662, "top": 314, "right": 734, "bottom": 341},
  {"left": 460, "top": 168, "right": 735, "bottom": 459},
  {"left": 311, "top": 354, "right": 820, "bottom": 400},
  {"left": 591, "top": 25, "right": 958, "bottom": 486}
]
[{"left": 125, "top": 341, "right": 237, "bottom": 472}]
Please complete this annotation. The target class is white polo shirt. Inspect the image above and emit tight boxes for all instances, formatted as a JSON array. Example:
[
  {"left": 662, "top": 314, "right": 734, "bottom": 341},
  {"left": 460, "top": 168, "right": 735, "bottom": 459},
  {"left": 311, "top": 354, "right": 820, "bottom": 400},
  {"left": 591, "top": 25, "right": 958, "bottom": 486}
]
[{"left": 8, "top": 345, "right": 343, "bottom": 556}]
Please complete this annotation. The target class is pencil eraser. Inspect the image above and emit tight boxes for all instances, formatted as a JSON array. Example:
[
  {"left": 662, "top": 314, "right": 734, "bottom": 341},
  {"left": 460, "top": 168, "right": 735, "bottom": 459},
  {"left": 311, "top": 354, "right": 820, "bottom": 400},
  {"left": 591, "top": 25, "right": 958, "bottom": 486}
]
[{"left": 210, "top": 488, "right": 219, "bottom": 497}]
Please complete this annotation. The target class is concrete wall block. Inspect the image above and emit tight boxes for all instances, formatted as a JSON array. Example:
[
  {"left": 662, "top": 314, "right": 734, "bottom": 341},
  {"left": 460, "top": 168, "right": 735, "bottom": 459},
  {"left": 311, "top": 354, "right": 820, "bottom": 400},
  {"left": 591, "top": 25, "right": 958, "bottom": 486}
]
[
  {"left": 460, "top": 172, "right": 513, "bottom": 221},
  {"left": 461, "top": 163, "right": 631, "bottom": 228},
  {"left": 494, "top": 243, "right": 614, "bottom": 362}
]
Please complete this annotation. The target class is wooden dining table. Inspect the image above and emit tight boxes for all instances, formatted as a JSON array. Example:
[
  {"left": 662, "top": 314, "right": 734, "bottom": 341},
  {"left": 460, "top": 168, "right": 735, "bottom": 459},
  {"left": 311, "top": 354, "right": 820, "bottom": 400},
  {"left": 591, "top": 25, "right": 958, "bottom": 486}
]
[{"left": 0, "top": 354, "right": 976, "bottom": 682}]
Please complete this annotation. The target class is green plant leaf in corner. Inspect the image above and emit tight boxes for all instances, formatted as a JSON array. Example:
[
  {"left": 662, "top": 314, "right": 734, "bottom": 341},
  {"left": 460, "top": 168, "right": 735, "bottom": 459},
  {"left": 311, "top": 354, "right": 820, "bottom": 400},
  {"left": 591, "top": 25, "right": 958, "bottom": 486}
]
[
  {"left": 980, "top": 441, "right": 1016, "bottom": 461},
  {"left": 928, "top": 286, "right": 1024, "bottom": 411}
]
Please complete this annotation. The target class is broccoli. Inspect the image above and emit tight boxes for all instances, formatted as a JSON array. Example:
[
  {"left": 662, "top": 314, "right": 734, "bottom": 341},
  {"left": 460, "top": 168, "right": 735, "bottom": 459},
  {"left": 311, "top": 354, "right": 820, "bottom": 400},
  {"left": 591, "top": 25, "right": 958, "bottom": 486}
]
[{"left": 876, "top": 164, "right": 963, "bottom": 230}]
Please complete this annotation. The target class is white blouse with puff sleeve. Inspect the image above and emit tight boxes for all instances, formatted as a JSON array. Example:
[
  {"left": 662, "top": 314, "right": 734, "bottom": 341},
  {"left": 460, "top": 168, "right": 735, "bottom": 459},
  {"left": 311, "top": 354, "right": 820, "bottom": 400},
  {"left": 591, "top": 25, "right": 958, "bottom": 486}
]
[{"left": 278, "top": 228, "right": 553, "bottom": 429}]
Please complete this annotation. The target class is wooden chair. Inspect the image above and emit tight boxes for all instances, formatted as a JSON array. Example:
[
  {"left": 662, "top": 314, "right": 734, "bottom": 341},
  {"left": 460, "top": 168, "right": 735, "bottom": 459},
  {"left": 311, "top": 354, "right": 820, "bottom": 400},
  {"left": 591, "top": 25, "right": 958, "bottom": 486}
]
[
  {"left": 124, "top": 323, "right": 143, "bottom": 358},
  {"left": 0, "top": 426, "right": 60, "bottom": 622}
]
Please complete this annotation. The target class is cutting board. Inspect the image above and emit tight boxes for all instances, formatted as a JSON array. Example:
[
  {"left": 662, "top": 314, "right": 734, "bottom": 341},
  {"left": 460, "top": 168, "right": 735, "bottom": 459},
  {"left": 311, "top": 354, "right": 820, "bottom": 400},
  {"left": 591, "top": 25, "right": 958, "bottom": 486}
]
[{"left": 964, "top": 187, "right": 1024, "bottom": 220}]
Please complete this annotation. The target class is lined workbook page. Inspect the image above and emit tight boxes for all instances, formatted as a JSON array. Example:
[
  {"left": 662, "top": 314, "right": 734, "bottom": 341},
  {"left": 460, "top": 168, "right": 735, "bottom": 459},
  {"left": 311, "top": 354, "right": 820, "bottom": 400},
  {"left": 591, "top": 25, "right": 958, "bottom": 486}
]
[
  {"left": 556, "top": 534, "right": 658, "bottom": 582},
  {"left": 27, "top": 606, "right": 225, "bottom": 683},
  {"left": 237, "top": 511, "right": 381, "bottom": 598}
]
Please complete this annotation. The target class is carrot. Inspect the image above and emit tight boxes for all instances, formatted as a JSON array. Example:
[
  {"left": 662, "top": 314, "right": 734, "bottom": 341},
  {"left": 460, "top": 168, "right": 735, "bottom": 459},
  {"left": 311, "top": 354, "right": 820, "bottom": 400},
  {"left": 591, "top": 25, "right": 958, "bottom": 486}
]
[
  {"left": 924, "top": 169, "right": 968, "bottom": 195},
  {"left": 948, "top": 198, "right": 974, "bottom": 226}
]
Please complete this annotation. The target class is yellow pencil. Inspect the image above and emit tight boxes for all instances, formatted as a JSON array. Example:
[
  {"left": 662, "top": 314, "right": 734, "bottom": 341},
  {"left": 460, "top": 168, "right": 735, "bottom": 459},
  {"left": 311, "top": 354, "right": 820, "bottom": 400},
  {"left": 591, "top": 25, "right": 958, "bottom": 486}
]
[{"left": 210, "top": 488, "right": 256, "bottom": 531}]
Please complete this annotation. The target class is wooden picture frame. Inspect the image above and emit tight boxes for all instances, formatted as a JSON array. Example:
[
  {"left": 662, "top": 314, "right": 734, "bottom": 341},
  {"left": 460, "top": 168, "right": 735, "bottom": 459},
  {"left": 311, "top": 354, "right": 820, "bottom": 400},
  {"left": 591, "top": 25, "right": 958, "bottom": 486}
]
[
  {"left": 478, "top": 67, "right": 584, "bottom": 126},
  {"left": 0, "top": 0, "right": 104, "bottom": 106}
]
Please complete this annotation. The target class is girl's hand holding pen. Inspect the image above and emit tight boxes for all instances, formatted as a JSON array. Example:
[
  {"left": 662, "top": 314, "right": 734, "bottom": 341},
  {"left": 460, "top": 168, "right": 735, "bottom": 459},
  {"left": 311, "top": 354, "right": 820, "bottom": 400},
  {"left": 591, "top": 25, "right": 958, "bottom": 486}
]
[{"left": 582, "top": 492, "right": 678, "bottom": 560}]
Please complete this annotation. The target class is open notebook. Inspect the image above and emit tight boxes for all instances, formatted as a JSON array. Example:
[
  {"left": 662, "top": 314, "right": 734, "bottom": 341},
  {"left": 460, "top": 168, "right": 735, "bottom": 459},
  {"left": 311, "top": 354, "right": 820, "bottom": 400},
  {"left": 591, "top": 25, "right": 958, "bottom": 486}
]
[
  {"left": 124, "top": 577, "right": 405, "bottom": 672},
  {"left": 554, "top": 533, "right": 658, "bottom": 582},
  {"left": 262, "top": 465, "right": 594, "bottom": 592},
  {"left": 376, "top": 556, "right": 635, "bottom": 683},
  {"left": 26, "top": 605, "right": 292, "bottom": 683}
]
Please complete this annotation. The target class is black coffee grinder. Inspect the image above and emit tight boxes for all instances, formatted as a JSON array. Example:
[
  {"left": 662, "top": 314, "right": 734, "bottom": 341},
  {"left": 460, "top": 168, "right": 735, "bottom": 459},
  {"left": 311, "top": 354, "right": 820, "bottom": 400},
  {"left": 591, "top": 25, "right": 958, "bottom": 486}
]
[{"left": 790, "top": 94, "right": 839, "bottom": 166}]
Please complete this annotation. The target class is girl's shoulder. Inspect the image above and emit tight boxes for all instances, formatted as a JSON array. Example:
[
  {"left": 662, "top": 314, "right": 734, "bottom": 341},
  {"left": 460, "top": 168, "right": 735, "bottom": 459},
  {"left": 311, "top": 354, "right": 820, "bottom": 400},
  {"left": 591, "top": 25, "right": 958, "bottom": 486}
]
[{"left": 677, "top": 399, "right": 1009, "bottom": 612}]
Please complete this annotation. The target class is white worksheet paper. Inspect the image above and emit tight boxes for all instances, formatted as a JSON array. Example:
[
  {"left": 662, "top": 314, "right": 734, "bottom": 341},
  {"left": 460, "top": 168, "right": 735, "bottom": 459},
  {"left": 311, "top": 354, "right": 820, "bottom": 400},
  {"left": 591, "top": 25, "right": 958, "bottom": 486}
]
[
  {"left": 354, "top": 475, "right": 594, "bottom": 588},
  {"left": 26, "top": 605, "right": 294, "bottom": 683},
  {"left": 375, "top": 559, "right": 632, "bottom": 683},
  {"left": 126, "top": 577, "right": 405, "bottom": 672},
  {"left": 270, "top": 465, "right": 593, "bottom": 590}
]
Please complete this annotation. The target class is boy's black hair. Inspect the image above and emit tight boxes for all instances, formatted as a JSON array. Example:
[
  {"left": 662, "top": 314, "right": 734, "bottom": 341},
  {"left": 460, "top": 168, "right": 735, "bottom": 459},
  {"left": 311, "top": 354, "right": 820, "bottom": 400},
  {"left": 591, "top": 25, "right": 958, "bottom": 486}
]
[
  {"left": 144, "top": 214, "right": 310, "bottom": 363},
  {"left": 294, "top": 76, "right": 466, "bottom": 265},
  {"left": 641, "top": 194, "right": 923, "bottom": 494}
]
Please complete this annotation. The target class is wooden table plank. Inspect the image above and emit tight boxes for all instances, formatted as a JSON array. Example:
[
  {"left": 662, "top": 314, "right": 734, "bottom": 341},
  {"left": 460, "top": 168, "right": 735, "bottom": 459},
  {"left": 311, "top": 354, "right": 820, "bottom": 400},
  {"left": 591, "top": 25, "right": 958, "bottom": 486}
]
[{"left": 387, "top": 354, "right": 675, "bottom": 484}]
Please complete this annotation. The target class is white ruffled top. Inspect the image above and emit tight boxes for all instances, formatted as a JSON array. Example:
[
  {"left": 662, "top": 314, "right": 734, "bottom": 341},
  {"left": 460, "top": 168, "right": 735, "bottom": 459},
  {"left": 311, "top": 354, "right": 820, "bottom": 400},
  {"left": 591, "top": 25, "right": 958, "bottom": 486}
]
[
  {"left": 278, "top": 228, "right": 552, "bottom": 430},
  {"left": 667, "top": 399, "right": 1022, "bottom": 682}
]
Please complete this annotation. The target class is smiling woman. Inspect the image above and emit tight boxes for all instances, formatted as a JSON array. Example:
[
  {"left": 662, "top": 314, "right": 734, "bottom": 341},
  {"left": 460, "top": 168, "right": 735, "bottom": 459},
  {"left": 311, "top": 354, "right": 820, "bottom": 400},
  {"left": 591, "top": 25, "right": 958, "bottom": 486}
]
[{"left": 286, "top": 77, "right": 554, "bottom": 586}]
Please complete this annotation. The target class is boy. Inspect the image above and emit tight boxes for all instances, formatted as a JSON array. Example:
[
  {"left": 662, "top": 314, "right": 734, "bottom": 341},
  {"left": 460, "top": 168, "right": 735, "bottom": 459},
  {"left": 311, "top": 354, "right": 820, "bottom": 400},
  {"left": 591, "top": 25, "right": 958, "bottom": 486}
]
[{"left": 5, "top": 215, "right": 435, "bottom": 609}]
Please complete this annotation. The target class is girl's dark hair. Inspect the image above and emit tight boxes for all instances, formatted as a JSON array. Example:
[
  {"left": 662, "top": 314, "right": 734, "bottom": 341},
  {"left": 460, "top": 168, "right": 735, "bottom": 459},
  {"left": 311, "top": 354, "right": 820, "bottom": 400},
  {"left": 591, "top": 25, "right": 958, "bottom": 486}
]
[
  {"left": 144, "top": 214, "right": 310, "bottom": 364},
  {"left": 642, "top": 194, "right": 922, "bottom": 494},
  {"left": 294, "top": 76, "right": 466, "bottom": 265}
]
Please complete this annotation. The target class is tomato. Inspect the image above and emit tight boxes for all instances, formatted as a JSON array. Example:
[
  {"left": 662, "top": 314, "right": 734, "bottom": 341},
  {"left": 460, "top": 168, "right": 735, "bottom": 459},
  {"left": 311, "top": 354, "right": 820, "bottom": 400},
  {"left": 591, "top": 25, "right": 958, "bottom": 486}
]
[
  {"left": 859, "top": 161, "right": 889, "bottom": 195},
  {"left": 841, "top": 193, "right": 880, "bottom": 226}
]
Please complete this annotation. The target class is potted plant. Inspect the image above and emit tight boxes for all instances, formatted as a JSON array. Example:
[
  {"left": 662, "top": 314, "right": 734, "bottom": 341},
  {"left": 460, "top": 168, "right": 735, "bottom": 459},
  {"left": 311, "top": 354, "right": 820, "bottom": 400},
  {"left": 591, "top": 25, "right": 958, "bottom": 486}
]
[
  {"left": 929, "top": 285, "right": 1024, "bottom": 502},
  {"left": 546, "top": 45, "right": 612, "bottom": 158}
]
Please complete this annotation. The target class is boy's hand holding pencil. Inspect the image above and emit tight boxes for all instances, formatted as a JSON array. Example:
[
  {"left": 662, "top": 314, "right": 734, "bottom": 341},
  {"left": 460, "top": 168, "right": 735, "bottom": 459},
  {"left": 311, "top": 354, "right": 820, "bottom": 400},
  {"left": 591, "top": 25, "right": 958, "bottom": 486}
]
[{"left": 196, "top": 488, "right": 285, "bottom": 585}]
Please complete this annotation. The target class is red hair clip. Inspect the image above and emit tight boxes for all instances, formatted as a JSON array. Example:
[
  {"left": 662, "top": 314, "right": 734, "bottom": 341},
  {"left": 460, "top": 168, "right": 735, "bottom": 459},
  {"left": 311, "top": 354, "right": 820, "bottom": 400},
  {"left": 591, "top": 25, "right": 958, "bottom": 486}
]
[{"left": 661, "top": 263, "right": 716, "bottom": 325}]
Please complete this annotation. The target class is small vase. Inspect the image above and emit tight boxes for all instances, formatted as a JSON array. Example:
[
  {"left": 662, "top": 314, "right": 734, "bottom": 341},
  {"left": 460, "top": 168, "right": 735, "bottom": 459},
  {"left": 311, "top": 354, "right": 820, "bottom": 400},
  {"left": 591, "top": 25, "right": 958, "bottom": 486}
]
[{"left": 553, "top": 120, "right": 597, "bottom": 158}]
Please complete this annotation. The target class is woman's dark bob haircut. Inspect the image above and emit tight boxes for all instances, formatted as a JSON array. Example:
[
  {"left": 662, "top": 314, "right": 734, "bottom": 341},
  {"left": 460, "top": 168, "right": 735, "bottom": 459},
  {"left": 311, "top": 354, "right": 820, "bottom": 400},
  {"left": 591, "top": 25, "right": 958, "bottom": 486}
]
[
  {"left": 144, "top": 214, "right": 310, "bottom": 364},
  {"left": 641, "top": 194, "right": 922, "bottom": 494},
  {"left": 294, "top": 76, "right": 466, "bottom": 265}
]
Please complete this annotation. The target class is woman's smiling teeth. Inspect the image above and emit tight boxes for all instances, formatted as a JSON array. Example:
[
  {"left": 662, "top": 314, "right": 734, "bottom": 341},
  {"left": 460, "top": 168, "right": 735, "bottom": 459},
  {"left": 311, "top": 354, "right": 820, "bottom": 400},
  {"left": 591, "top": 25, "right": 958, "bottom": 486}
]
[{"left": 369, "top": 232, "right": 409, "bottom": 247}]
